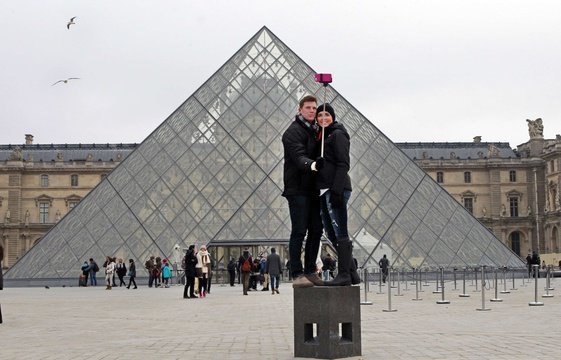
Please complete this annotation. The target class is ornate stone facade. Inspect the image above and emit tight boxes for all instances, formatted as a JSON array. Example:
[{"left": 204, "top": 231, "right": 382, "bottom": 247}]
[{"left": 0, "top": 141, "right": 135, "bottom": 268}]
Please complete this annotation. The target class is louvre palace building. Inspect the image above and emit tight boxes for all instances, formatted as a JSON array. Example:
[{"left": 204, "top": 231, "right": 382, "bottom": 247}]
[
  {"left": 2, "top": 27, "right": 556, "bottom": 282},
  {"left": 1, "top": 125, "right": 560, "bottom": 274}
]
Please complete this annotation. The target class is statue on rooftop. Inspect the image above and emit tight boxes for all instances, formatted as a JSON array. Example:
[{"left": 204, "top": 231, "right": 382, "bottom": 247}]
[
  {"left": 526, "top": 118, "right": 544, "bottom": 139},
  {"left": 9, "top": 146, "right": 23, "bottom": 161}
]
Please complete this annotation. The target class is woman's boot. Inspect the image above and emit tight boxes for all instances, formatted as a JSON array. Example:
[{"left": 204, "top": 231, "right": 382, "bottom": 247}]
[{"left": 324, "top": 239, "right": 352, "bottom": 286}]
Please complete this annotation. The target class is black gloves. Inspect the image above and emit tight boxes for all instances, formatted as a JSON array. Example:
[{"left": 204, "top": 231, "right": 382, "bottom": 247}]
[
  {"left": 329, "top": 191, "right": 345, "bottom": 208},
  {"left": 315, "top": 157, "right": 325, "bottom": 170}
]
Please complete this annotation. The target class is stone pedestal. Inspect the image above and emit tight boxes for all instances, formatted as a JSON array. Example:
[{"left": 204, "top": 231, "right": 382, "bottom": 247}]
[{"left": 294, "top": 286, "right": 361, "bottom": 359}]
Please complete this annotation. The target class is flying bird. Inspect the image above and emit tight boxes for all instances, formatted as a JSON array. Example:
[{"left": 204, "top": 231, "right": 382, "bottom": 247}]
[
  {"left": 67, "top": 16, "right": 76, "bottom": 29},
  {"left": 51, "top": 78, "right": 80, "bottom": 86}
]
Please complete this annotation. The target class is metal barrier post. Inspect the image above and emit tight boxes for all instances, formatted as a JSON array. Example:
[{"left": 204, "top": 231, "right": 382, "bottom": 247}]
[
  {"left": 529, "top": 264, "right": 544, "bottom": 306},
  {"left": 490, "top": 268, "right": 503, "bottom": 302},
  {"left": 436, "top": 267, "right": 450, "bottom": 304},
  {"left": 500, "top": 267, "right": 510, "bottom": 294},
  {"left": 510, "top": 268, "right": 518, "bottom": 291},
  {"left": 383, "top": 270, "right": 397, "bottom": 312},
  {"left": 433, "top": 269, "right": 442, "bottom": 294},
  {"left": 474, "top": 267, "right": 480, "bottom": 292},
  {"left": 395, "top": 269, "right": 403, "bottom": 296},
  {"left": 361, "top": 268, "right": 373, "bottom": 305},
  {"left": 476, "top": 266, "right": 491, "bottom": 311},
  {"left": 377, "top": 268, "right": 384, "bottom": 294},
  {"left": 423, "top": 268, "right": 429, "bottom": 287},
  {"left": 404, "top": 269, "right": 409, "bottom": 291},
  {"left": 412, "top": 268, "right": 422, "bottom": 301},
  {"left": 453, "top": 268, "right": 458, "bottom": 291},
  {"left": 542, "top": 266, "right": 554, "bottom": 298},
  {"left": 459, "top": 267, "right": 470, "bottom": 297},
  {"left": 547, "top": 265, "right": 555, "bottom": 291}
]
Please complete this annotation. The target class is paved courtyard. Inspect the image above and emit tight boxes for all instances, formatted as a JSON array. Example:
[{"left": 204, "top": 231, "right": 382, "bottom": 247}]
[{"left": 0, "top": 275, "right": 559, "bottom": 360}]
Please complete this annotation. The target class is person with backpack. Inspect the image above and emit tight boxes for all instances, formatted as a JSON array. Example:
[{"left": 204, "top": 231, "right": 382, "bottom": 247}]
[
  {"left": 89, "top": 258, "right": 99, "bottom": 286},
  {"left": 239, "top": 249, "right": 253, "bottom": 295},
  {"left": 162, "top": 259, "right": 171, "bottom": 288}
]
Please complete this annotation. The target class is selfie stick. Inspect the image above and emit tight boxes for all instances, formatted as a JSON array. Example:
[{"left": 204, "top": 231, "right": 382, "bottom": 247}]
[
  {"left": 321, "top": 85, "right": 327, "bottom": 157},
  {"left": 314, "top": 73, "right": 332, "bottom": 158}
]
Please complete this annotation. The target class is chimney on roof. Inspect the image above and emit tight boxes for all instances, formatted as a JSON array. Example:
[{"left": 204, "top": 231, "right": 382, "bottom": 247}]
[
  {"left": 25, "top": 134, "right": 34, "bottom": 145},
  {"left": 473, "top": 136, "right": 482, "bottom": 143}
]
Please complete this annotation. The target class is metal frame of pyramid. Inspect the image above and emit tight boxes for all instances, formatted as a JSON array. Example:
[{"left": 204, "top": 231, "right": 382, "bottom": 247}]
[{"left": 6, "top": 26, "right": 524, "bottom": 282}]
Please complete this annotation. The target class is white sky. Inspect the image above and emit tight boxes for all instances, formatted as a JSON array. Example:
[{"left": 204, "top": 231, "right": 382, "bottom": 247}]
[{"left": 1, "top": 0, "right": 560, "bottom": 147}]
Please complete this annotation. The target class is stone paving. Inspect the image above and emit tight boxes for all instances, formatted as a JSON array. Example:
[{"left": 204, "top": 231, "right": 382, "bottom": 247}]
[{"left": 0, "top": 275, "right": 560, "bottom": 360}]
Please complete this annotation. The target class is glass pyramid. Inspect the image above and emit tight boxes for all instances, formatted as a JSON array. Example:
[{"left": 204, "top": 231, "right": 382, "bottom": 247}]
[{"left": 6, "top": 27, "right": 524, "bottom": 281}]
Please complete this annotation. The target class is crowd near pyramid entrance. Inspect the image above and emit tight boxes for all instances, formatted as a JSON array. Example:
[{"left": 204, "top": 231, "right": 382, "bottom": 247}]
[{"left": 6, "top": 26, "right": 524, "bottom": 283}]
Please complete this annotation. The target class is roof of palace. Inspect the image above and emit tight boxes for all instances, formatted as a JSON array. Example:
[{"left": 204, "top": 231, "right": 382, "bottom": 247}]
[{"left": 0, "top": 143, "right": 138, "bottom": 162}]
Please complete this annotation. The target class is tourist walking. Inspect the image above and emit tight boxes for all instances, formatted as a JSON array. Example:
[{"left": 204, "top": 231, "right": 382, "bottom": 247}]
[
  {"left": 127, "top": 259, "right": 137, "bottom": 289},
  {"left": 115, "top": 258, "right": 127, "bottom": 287},
  {"left": 266, "top": 248, "right": 282, "bottom": 294}
]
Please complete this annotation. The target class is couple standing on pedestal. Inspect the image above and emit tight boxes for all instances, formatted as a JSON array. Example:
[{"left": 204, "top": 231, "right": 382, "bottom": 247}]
[{"left": 282, "top": 95, "right": 359, "bottom": 288}]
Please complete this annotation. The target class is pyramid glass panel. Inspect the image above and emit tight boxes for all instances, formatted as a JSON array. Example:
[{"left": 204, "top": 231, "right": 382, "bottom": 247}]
[{"left": 6, "top": 26, "right": 523, "bottom": 282}]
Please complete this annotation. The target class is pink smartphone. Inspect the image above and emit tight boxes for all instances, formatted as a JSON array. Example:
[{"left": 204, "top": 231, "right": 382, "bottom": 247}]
[{"left": 315, "top": 73, "right": 332, "bottom": 84}]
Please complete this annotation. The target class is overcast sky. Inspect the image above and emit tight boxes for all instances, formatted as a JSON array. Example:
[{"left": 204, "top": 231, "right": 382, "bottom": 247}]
[{"left": 1, "top": 0, "right": 560, "bottom": 147}]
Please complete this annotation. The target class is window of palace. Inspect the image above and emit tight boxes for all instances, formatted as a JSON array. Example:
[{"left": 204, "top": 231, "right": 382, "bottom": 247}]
[
  {"left": 65, "top": 194, "right": 82, "bottom": 211},
  {"left": 464, "top": 171, "right": 471, "bottom": 183},
  {"left": 509, "top": 170, "right": 516, "bottom": 182},
  {"left": 460, "top": 190, "right": 476, "bottom": 214},
  {"left": 463, "top": 197, "right": 474, "bottom": 213},
  {"left": 436, "top": 171, "right": 444, "bottom": 183},
  {"left": 70, "top": 174, "right": 79, "bottom": 187},
  {"left": 39, "top": 202, "right": 49, "bottom": 223},
  {"left": 509, "top": 196, "right": 519, "bottom": 217},
  {"left": 40, "top": 174, "right": 49, "bottom": 187}
]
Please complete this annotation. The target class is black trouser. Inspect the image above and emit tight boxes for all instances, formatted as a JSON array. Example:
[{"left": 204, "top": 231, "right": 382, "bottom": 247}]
[
  {"left": 184, "top": 276, "right": 196, "bottom": 297},
  {"left": 229, "top": 270, "right": 235, "bottom": 286},
  {"left": 118, "top": 274, "right": 125, "bottom": 286},
  {"left": 127, "top": 276, "right": 137, "bottom": 288}
]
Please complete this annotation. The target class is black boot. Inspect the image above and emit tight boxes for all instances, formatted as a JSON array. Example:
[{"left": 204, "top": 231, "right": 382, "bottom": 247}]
[
  {"left": 324, "top": 239, "right": 353, "bottom": 286},
  {"left": 350, "top": 257, "right": 361, "bottom": 285}
]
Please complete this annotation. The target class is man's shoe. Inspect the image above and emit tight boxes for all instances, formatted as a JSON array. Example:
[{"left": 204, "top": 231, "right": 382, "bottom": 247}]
[
  {"left": 305, "top": 273, "right": 324, "bottom": 286},
  {"left": 292, "top": 275, "right": 314, "bottom": 288},
  {"left": 275, "top": 289, "right": 280, "bottom": 294}
]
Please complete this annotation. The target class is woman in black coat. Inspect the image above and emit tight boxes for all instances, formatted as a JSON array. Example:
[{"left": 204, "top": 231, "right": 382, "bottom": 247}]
[{"left": 183, "top": 245, "right": 198, "bottom": 298}]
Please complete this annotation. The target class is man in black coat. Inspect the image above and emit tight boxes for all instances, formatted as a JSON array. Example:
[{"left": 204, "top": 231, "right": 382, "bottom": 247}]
[{"left": 282, "top": 94, "right": 324, "bottom": 288}]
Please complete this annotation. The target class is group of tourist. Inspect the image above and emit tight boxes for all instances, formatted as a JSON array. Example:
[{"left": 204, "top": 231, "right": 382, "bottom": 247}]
[
  {"left": 80, "top": 257, "right": 137, "bottom": 289},
  {"left": 235, "top": 247, "right": 283, "bottom": 295},
  {"left": 182, "top": 244, "right": 214, "bottom": 298}
]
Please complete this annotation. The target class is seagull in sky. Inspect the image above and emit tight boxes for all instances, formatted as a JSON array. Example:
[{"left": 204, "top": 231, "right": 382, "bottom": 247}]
[
  {"left": 51, "top": 78, "right": 80, "bottom": 86},
  {"left": 67, "top": 16, "right": 77, "bottom": 29}
]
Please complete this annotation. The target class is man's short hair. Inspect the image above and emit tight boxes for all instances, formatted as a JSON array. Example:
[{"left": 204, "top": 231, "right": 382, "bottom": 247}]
[{"left": 299, "top": 95, "right": 317, "bottom": 109}]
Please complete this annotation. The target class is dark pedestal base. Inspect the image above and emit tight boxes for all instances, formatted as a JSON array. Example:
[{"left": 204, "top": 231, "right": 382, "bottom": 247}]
[{"left": 294, "top": 286, "right": 361, "bottom": 359}]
